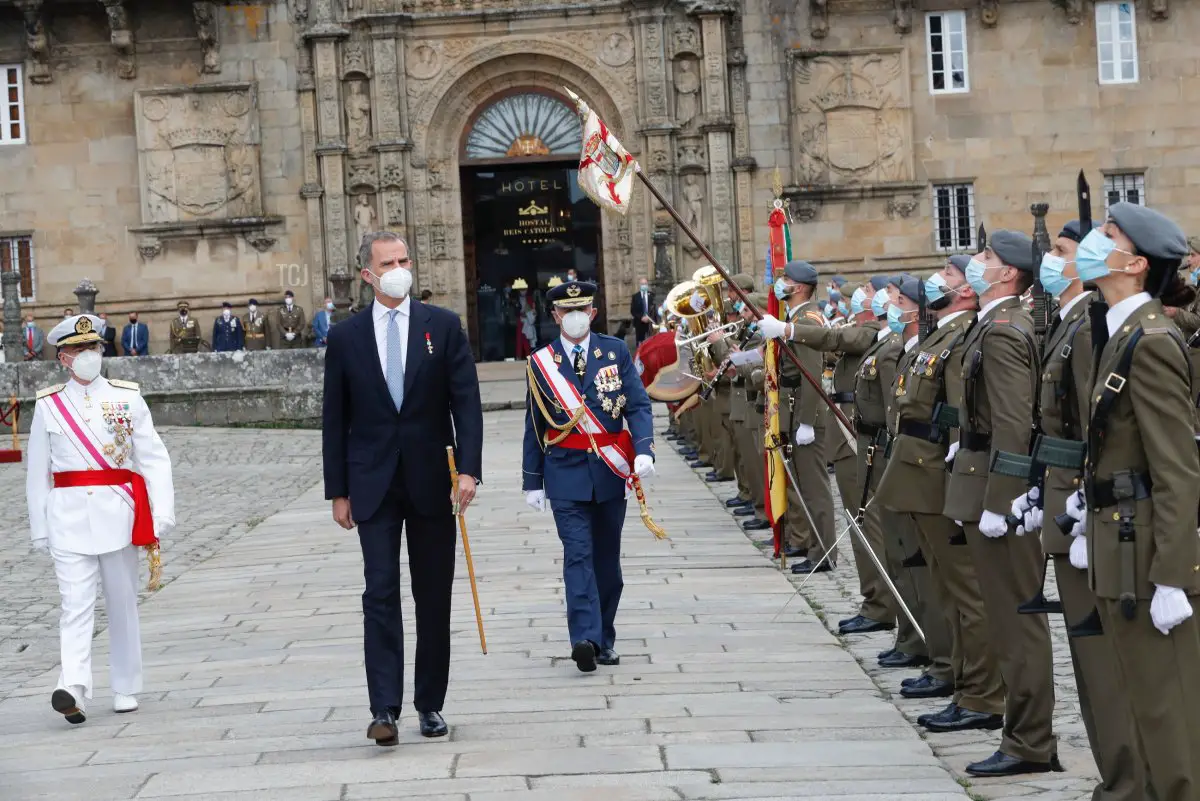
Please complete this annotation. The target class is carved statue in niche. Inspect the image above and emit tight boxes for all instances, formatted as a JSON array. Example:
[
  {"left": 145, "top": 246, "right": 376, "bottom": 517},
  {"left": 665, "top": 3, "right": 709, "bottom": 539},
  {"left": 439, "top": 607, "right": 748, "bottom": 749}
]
[
  {"left": 893, "top": 0, "right": 913, "bottom": 34},
  {"left": 345, "top": 80, "right": 372, "bottom": 153},
  {"left": 193, "top": 2, "right": 220, "bottom": 74},
  {"left": 674, "top": 58, "right": 701, "bottom": 128},
  {"left": 354, "top": 195, "right": 377, "bottom": 243},
  {"left": 682, "top": 174, "right": 706, "bottom": 253}
]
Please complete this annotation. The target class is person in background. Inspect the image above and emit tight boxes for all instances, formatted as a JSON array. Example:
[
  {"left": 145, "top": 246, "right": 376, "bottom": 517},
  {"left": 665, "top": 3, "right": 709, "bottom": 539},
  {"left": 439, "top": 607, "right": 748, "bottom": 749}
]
[
  {"left": 169, "top": 302, "right": 201, "bottom": 354},
  {"left": 313, "top": 296, "right": 335, "bottom": 348},
  {"left": 97, "top": 313, "right": 117, "bottom": 357},
  {"left": 274, "top": 290, "right": 306, "bottom": 349},
  {"left": 62, "top": 307, "right": 73, "bottom": 320},
  {"left": 420, "top": 290, "right": 433, "bottom": 302},
  {"left": 121, "top": 312, "right": 149, "bottom": 357},
  {"left": 630, "top": 277, "right": 658, "bottom": 345},
  {"left": 212, "top": 302, "right": 244, "bottom": 352},
  {"left": 244, "top": 299, "right": 269, "bottom": 351},
  {"left": 23, "top": 314, "right": 45, "bottom": 360}
]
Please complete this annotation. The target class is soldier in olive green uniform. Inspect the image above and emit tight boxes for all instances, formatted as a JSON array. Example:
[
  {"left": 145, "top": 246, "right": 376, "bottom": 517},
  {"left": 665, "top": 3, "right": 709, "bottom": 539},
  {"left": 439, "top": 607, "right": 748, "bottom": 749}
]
[
  {"left": 1010, "top": 219, "right": 1146, "bottom": 801},
  {"left": 1062, "top": 203, "right": 1200, "bottom": 801},
  {"left": 725, "top": 285, "right": 765, "bottom": 520},
  {"left": 768, "top": 261, "right": 837, "bottom": 572},
  {"left": 944, "top": 230, "right": 1058, "bottom": 777},
  {"left": 169, "top": 301, "right": 201, "bottom": 354},
  {"left": 878, "top": 259, "right": 1003, "bottom": 730},
  {"left": 243, "top": 298, "right": 269, "bottom": 351},
  {"left": 787, "top": 279, "right": 898, "bottom": 632},
  {"left": 741, "top": 293, "right": 773, "bottom": 533},
  {"left": 273, "top": 290, "right": 307, "bottom": 349}
]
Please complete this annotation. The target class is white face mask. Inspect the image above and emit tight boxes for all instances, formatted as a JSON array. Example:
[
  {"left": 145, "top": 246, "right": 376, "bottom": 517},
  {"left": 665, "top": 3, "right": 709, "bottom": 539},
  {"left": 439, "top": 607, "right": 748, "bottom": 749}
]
[
  {"left": 68, "top": 349, "right": 102, "bottom": 382},
  {"left": 249, "top": 304, "right": 257, "bottom": 313},
  {"left": 369, "top": 267, "right": 413, "bottom": 300},
  {"left": 560, "top": 310, "right": 591, "bottom": 339},
  {"left": 222, "top": 310, "right": 231, "bottom": 319},
  {"left": 285, "top": 298, "right": 294, "bottom": 307}
]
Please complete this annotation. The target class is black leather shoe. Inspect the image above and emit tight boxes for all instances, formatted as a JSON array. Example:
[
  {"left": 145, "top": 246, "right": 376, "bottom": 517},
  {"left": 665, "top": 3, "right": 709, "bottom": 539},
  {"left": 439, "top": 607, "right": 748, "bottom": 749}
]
[
  {"left": 367, "top": 711, "right": 399, "bottom": 745},
  {"left": 878, "top": 650, "right": 932, "bottom": 669},
  {"left": 924, "top": 708, "right": 1004, "bottom": 734},
  {"left": 688, "top": 460, "right": 712, "bottom": 469},
  {"left": 571, "top": 641, "right": 597, "bottom": 673},
  {"left": 733, "top": 506, "right": 755, "bottom": 517},
  {"left": 725, "top": 498, "right": 752, "bottom": 508},
  {"left": 917, "top": 702, "right": 959, "bottom": 728},
  {"left": 790, "top": 559, "right": 832, "bottom": 575},
  {"left": 899, "top": 675, "right": 954, "bottom": 698},
  {"left": 901, "top": 673, "right": 928, "bottom": 688},
  {"left": 706, "top": 475, "right": 734, "bottom": 483},
  {"left": 418, "top": 710, "right": 448, "bottom": 738},
  {"left": 596, "top": 648, "right": 620, "bottom": 666},
  {"left": 838, "top": 615, "right": 895, "bottom": 635},
  {"left": 743, "top": 519, "right": 771, "bottom": 531},
  {"left": 877, "top": 647, "right": 897, "bottom": 662},
  {"left": 783, "top": 546, "right": 805, "bottom": 558},
  {"left": 965, "top": 750, "right": 1063, "bottom": 777}
]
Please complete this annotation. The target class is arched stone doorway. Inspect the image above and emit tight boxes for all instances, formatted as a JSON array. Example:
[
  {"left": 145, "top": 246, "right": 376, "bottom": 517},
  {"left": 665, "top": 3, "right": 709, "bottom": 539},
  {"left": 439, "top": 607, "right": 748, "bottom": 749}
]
[{"left": 459, "top": 89, "right": 606, "bottom": 362}]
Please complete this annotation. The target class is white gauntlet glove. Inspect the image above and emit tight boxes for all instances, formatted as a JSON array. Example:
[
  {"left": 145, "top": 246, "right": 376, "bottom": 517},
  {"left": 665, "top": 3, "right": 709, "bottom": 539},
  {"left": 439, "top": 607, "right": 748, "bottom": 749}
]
[
  {"left": 1151, "top": 585, "right": 1193, "bottom": 636},
  {"left": 1065, "top": 490, "right": 1087, "bottom": 538},
  {"left": 757, "top": 314, "right": 788, "bottom": 340},
  {"left": 945, "top": 441, "right": 960, "bottom": 464},
  {"left": 794, "top": 424, "right": 816, "bottom": 446},
  {"left": 525, "top": 490, "right": 546, "bottom": 512},
  {"left": 1011, "top": 487, "right": 1042, "bottom": 536},
  {"left": 979, "top": 510, "right": 1008, "bottom": 539},
  {"left": 284, "top": 332, "right": 295, "bottom": 341},
  {"left": 633, "top": 454, "right": 655, "bottom": 478},
  {"left": 1068, "top": 534, "right": 1088, "bottom": 570}
]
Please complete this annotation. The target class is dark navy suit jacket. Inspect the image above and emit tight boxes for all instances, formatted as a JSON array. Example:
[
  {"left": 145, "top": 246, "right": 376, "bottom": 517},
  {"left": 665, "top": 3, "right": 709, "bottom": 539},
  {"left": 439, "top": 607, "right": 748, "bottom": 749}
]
[
  {"left": 521, "top": 333, "right": 653, "bottom": 503},
  {"left": 322, "top": 299, "right": 484, "bottom": 523}
]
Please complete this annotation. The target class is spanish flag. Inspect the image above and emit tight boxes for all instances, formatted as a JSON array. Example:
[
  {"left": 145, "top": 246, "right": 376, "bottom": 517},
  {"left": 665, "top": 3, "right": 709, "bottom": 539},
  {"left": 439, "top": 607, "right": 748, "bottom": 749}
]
[{"left": 764, "top": 203, "right": 791, "bottom": 560}]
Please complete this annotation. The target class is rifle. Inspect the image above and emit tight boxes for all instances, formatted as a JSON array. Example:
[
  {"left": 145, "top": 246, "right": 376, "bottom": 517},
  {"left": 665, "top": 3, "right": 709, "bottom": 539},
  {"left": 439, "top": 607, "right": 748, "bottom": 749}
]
[{"left": 917, "top": 266, "right": 932, "bottom": 343}]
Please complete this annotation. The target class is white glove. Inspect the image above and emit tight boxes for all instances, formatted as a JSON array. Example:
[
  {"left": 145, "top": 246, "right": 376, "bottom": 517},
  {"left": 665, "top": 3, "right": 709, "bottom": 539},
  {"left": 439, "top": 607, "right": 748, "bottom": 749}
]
[
  {"left": 1069, "top": 534, "right": 1088, "bottom": 570},
  {"left": 795, "top": 424, "right": 816, "bottom": 446},
  {"left": 979, "top": 510, "right": 1008, "bottom": 539},
  {"left": 633, "top": 454, "right": 655, "bottom": 478},
  {"left": 945, "top": 441, "right": 960, "bottom": 464},
  {"left": 1065, "top": 489, "right": 1085, "bottom": 520},
  {"left": 954, "top": 520, "right": 963, "bottom": 528},
  {"left": 1017, "top": 506, "right": 1042, "bottom": 537},
  {"left": 1011, "top": 487, "right": 1039, "bottom": 519},
  {"left": 525, "top": 490, "right": 546, "bottom": 512},
  {"left": 1151, "top": 585, "right": 1193, "bottom": 636},
  {"left": 285, "top": 332, "right": 295, "bottom": 341},
  {"left": 31, "top": 538, "right": 49, "bottom": 554},
  {"left": 757, "top": 314, "right": 788, "bottom": 340},
  {"left": 1011, "top": 488, "right": 1042, "bottom": 536}
]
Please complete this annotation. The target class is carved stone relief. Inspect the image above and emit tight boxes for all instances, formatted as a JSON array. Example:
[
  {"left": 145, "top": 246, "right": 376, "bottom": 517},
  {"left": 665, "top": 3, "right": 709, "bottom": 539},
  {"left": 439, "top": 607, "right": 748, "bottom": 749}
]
[
  {"left": 342, "top": 40, "right": 369, "bottom": 78},
  {"left": 790, "top": 49, "right": 914, "bottom": 186},
  {"left": 193, "top": 2, "right": 221, "bottom": 74},
  {"left": 810, "top": 0, "right": 829, "bottom": 39},
  {"left": 599, "top": 33, "right": 634, "bottom": 68},
  {"left": 1062, "top": 0, "right": 1083, "bottom": 23},
  {"left": 642, "top": 19, "right": 669, "bottom": 119},
  {"left": 353, "top": 194, "right": 377, "bottom": 242},
  {"left": 1150, "top": 0, "right": 1168, "bottom": 19},
  {"left": 344, "top": 79, "right": 372, "bottom": 154},
  {"left": 700, "top": 16, "right": 728, "bottom": 118},
  {"left": 673, "top": 57, "right": 701, "bottom": 129},
  {"left": 289, "top": 0, "right": 309, "bottom": 24},
  {"left": 790, "top": 198, "right": 819, "bottom": 222},
  {"left": 677, "top": 138, "right": 706, "bottom": 170},
  {"left": 347, "top": 157, "right": 376, "bottom": 191},
  {"left": 893, "top": 0, "right": 913, "bottom": 34},
  {"left": 384, "top": 193, "right": 405, "bottom": 228},
  {"left": 134, "top": 84, "right": 264, "bottom": 224},
  {"left": 15, "top": 1, "right": 51, "bottom": 84},
  {"left": 315, "top": 43, "right": 342, "bottom": 144},
  {"left": 887, "top": 195, "right": 918, "bottom": 218},
  {"left": 408, "top": 44, "right": 442, "bottom": 80},
  {"left": 671, "top": 23, "right": 700, "bottom": 57},
  {"left": 706, "top": 134, "right": 734, "bottom": 264},
  {"left": 101, "top": 0, "right": 136, "bottom": 79},
  {"left": 380, "top": 161, "right": 404, "bottom": 190},
  {"left": 980, "top": 0, "right": 998, "bottom": 26}
]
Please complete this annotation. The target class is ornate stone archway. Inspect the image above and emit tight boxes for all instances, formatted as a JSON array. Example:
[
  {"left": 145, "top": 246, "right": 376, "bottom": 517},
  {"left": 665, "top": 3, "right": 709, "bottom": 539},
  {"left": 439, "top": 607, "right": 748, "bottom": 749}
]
[{"left": 409, "top": 40, "right": 646, "bottom": 324}]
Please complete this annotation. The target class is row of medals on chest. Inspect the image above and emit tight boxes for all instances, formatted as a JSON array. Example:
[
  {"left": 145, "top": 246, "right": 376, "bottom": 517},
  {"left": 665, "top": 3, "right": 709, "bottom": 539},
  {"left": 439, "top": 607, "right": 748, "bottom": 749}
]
[
  {"left": 553, "top": 346, "right": 626, "bottom": 419},
  {"left": 81, "top": 389, "right": 133, "bottom": 466}
]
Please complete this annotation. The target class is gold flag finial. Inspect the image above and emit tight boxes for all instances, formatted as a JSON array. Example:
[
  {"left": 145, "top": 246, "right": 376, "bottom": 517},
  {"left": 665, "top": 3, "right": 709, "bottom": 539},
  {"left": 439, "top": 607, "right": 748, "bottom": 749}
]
[{"left": 772, "top": 167, "right": 783, "bottom": 200}]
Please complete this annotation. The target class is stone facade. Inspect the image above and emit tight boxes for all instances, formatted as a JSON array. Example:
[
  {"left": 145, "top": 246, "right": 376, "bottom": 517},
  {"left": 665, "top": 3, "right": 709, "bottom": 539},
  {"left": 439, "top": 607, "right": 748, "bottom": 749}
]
[{"left": 1, "top": 0, "right": 1197, "bottom": 354}]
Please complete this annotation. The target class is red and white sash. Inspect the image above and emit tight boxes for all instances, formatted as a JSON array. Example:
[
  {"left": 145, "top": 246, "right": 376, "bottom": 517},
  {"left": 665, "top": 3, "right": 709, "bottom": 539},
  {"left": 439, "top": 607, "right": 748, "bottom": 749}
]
[
  {"left": 47, "top": 392, "right": 136, "bottom": 510},
  {"left": 531, "top": 346, "right": 632, "bottom": 484}
]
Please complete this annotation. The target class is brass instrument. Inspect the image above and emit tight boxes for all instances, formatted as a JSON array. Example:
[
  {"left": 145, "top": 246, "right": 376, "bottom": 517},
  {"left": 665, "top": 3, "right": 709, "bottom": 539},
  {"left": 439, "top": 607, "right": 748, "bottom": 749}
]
[{"left": 665, "top": 267, "right": 730, "bottom": 377}]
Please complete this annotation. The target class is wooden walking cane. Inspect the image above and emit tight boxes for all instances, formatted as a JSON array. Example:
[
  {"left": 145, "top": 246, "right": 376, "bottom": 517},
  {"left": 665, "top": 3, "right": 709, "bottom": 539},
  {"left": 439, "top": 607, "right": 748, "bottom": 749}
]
[{"left": 447, "top": 446, "right": 487, "bottom": 655}]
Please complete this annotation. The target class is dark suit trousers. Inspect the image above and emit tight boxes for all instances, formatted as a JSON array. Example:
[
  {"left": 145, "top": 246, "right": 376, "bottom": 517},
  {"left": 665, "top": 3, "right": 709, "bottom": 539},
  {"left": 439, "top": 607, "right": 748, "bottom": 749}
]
[{"left": 357, "top": 476, "right": 456, "bottom": 717}]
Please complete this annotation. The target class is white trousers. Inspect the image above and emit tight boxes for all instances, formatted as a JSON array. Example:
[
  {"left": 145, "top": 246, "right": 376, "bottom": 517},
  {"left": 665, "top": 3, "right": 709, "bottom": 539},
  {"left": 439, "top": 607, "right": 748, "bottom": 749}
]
[{"left": 51, "top": 545, "right": 143, "bottom": 699}]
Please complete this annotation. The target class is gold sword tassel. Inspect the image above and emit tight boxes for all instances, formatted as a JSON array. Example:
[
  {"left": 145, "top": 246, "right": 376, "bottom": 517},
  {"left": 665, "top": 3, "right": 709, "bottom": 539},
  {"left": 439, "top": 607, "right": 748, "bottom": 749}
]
[{"left": 146, "top": 543, "right": 162, "bottom": 591}]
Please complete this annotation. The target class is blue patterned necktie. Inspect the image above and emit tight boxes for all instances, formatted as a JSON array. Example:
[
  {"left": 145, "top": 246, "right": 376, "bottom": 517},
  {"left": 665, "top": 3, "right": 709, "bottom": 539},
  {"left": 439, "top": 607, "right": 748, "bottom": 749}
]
[
  {"left": 386, "top": 309, "right": 405, "bottom": 411},
  {"left": 572, "top": 344, "right": 585, "bottom": 380}
]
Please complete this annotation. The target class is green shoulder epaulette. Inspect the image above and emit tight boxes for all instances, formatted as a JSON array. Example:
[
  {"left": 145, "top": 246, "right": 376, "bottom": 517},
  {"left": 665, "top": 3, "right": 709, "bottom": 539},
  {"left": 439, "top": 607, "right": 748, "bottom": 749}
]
[
  {"left": 35, "top": 384, "right": 65, "bottom": 400},
  {"left": 108, "top": 379, "right": 140, "bottom": 391}
]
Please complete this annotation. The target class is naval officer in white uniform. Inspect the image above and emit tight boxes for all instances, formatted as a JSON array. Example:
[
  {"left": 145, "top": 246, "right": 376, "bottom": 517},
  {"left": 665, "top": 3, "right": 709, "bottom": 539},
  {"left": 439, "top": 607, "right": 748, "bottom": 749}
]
[{"left": 25, "top": 314, "right": 175, "bottom": 724}]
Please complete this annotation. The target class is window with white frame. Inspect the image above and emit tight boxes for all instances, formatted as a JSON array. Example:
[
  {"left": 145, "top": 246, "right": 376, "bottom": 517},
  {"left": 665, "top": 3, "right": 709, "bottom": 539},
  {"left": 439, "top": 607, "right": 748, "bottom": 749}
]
[
  {"left": 1095, "top": 2, "right": 1138, "bottom": 84},
  {"left": 0, "top": 236, "right": 36, "bottom": 302},
  {"left": 925, "top": 12, "right": 969, "bottom": 94},
  {"left": 932, "top": 183, "right": 976, "bottom": 252},
  {"left": 1, "top": 65, "right": 25, "bottom": 145},
  {"left": 1104, "top": 173, "right": 1145, "bottom": 212}
]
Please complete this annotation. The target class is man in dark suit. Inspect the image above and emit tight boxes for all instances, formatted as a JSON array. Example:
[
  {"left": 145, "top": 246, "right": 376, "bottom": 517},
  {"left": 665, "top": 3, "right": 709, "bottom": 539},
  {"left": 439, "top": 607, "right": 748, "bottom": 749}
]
[
  {"left": 629, "top": 277, "right": 658, "bottom": 344},
  {"left": 97, "top": 313, "right": 118, "bottom": 357},
  {"left": 212, "top": 302, "right": 244, "bottom": 352},
  {"left": 121, "top": 312, "right": 149, "bottom": 356},
  {"left": 322, "top": 230, "right": 483, "bottom": 748}
]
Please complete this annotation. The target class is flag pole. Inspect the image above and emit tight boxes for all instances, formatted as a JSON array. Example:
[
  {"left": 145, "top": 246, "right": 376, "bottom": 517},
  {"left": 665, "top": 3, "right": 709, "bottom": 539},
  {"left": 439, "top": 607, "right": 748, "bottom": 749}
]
[{"left": 631, "top": 164, "right": 856, "bottom": 438}]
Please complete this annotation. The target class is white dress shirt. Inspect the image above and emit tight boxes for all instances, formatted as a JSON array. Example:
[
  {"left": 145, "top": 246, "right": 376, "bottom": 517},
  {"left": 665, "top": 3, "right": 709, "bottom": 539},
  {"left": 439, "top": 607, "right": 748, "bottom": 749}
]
[
  {"left": 1059, "top": 290, "right": 1091, "bottom": 320},
  {"left": 1105, "top": 292, "right": 1152, "bottom": 337},
  {"left": 876, "top": 327, "right": 891, "bottom": 342},
  {"left": 560, "top": 333, "right": 591, "bottom": 372},
  {"left": 372, "top": 297, "right": 410, "bottom": 378},
  {"left": 938, "top": 309, "right": 970, "bottom": 329},
  {"left": 26, "top": 376, "right": 175, "bottom": 555},
  {"left": 979, "top": 294, "right": 1015, "bottom": 320},
  {"left": 904, "top": 335, "right": 919, "bottom": 352}
]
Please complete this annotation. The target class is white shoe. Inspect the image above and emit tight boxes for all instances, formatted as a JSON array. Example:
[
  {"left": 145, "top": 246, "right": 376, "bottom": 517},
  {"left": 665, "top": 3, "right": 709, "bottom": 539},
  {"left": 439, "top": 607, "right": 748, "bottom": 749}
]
[
  {"left": 51, "top": 686, "right": 87, "bottom": 725},
  {"left": 113, "top": 693, "right": 139, "bottom": 713}
]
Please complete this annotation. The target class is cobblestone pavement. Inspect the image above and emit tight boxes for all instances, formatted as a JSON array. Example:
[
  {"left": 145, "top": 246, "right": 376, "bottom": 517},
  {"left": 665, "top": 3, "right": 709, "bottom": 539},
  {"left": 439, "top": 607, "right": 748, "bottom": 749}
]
[
  {"left": 699, "top": 460, "right": 1100, "bottom": 801},
  {"left": 0, "top": 410, "right": 972, "bottom": 801},
  {"left": 0, "top": 428, "right": 324, "bottom": 690}
]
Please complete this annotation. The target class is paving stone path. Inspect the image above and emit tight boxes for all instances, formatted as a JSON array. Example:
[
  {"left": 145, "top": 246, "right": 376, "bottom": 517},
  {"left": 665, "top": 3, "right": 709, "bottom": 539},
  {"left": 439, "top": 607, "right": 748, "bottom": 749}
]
[{"left": 0, "top": 409, "right": 1090, "bottom": 800}]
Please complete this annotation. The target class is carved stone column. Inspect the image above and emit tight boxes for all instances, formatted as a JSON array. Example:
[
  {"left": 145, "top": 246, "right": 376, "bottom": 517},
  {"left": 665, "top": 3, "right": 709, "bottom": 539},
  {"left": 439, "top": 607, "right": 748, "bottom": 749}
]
[
  {"left": 328, "top": 272, "right": 354, "bottom": 323},
  {"left": 698, "top": 12, "right": 735, "bottom": 269},
  {"left": 1, "top": 271, "right": 23, "bottom": 363},
  {"left": 726, "top": 12, "right": 757, "bottom": 275},
  {"left": 73, "top": 279, "right": 98, "bottom": 315},
  {"left": 309, "top": 24, "right": 350, "bottom": 306},
  {"left": 652, "top": 231, "right": 674, "bottom": 299},
  {"left": 192, "top": 2, "right": 221, "bottom": 74},
  {"left": 633, "top": 4, "right": 675, "bottom": 245},
  {"left": 296, "top": 11, "right": 326, "bottom": 304},
  {"left": 370, "top": 33, "right": 410, "bottom": 241}
]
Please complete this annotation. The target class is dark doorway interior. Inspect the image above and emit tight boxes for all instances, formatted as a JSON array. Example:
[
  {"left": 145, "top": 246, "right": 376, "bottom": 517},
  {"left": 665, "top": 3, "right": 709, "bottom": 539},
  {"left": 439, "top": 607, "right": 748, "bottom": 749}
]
[{"left": 461, "top": 162, "right": 605, "bottom": 362}]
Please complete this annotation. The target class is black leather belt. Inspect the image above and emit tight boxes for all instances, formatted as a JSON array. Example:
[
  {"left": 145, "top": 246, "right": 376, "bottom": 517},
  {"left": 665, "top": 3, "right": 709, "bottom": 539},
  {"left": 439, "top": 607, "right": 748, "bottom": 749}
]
[
  {"left": 899, "top": 420, "right": 946, "bottom": 444},
  {"left": 856, "top": 420, "right": 884, "bottom": 439},
  {"left": 959, "top": 431, "right": 992, "bottom": 451},
  {"left": 831, "top": 391, "right": 855, "bottom": 404},
  {"left": 1088, "top": 472, "right": 1153, "bottom": 508}
]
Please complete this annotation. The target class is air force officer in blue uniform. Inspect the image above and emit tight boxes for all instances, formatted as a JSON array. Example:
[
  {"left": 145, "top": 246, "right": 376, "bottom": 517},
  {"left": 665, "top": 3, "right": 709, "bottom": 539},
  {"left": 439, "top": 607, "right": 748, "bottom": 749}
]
[{"left": 522, "top": 280, "right": 655, "bottom": 672}]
